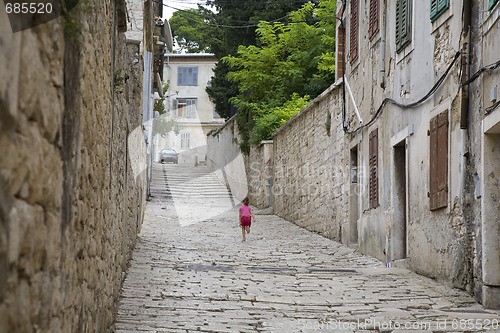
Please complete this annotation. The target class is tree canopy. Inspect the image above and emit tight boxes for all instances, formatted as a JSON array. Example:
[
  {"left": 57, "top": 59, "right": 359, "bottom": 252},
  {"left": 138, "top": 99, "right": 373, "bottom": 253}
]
[
  {"left": 222, "top": 1, "right": 337, "bottom": 151},
  {"left": 168, "top": 0, "right": 337, "bottom": 153}
]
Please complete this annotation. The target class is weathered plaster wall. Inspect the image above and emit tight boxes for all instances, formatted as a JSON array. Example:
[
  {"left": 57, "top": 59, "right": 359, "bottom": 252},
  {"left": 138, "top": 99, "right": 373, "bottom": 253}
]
[{"left": 0, "top": 0, "right": 146, "bottom": 331}]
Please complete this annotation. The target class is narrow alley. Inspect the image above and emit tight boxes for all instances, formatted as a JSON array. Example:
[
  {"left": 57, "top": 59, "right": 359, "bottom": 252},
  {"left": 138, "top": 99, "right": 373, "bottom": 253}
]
[{"left": 114, "top": 164, "right": 500, "bottom": 333}]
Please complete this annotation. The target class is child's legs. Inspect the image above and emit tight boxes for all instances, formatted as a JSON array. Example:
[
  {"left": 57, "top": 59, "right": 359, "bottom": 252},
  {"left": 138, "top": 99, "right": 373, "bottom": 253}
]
[{"left": 241, "top": 226, "right": 246, "bottom": 239}]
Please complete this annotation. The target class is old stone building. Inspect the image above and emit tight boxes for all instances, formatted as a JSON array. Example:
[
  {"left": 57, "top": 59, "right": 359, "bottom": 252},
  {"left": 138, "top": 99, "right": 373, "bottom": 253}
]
[
  {"left": 207, "top": 0, "right": 500, "bottom": 309},
  {"left": 0, "top": 0, "right": 162, "bottom": 330}
]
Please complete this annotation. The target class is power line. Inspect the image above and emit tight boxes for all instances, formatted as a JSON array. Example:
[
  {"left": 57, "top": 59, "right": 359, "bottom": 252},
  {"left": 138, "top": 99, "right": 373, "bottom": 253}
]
[{"left": 164, "top": 2, "right": 337, "bottom": 28}]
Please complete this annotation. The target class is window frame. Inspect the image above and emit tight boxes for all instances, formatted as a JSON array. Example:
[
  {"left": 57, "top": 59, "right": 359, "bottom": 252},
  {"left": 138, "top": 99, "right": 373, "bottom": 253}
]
[
  {"left": 177, "top": 67, "right": 198, "bottom": 86},
  {"left": 173, "top": 98, "right": 197, "bottom": 118},
  {"left": 430, "top": 0, "right": 449, "bottom": 22},
  {"left": 395, "top": 0, "right": 412, "bottom": 54},
  {"left": 180, "top": 132, "right": 191, "bottom": 149},
  {"left": 369, "top": 128, "right": 379, "bottom": 209},
  {"left": 368, "top": 0, "right": 380, "bottom": 39},
  {"left": 349, "top": 0, "right": 359, "bottom": 62},
  {"left": 429, "top": 110, "right": 449, "bottom": 211}
]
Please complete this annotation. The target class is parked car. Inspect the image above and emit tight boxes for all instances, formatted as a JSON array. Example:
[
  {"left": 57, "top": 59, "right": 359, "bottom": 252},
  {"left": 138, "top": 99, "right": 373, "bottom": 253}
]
[{"left": 159, "top": 149, "right": 178, "bottom": 164}]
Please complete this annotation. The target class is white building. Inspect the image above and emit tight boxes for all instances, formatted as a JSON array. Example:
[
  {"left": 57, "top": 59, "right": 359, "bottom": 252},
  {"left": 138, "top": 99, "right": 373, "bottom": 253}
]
[{"left": 157, "top": 53, "right": 224, "bottom": 164}]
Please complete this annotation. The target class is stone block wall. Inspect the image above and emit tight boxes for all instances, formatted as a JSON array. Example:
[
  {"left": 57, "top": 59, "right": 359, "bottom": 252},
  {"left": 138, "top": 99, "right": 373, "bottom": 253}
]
[
  {"left": 206, "top": 117, "right": 274, "bottom": 208},
  {"left": 272, "top": 83, "right": 347, "bottom": 241},
  {"left": 0, "top": 1, "right": 146, "bottom": 331}
]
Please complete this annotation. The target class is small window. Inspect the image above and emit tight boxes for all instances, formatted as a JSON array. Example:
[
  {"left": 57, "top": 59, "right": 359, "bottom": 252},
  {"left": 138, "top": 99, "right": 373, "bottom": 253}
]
[
  {"left": 213, "top": 105, "right": 221, "bottom": 118},
  {"left": 369, "top": 0, "right": 380, "bottom": 38},
  {"left": 489, "top": 0, "right": 499, "bottom": 10},
  {"left": 349, "top": 0, "right": 359, "bottom": 62},
  {"left": 369, "top": 129, "right": 379, "bottom": 209},
  {"left": 173, "top": 98, "right": 197, "bottom": 118},
  {"left": 429, "top": 110, "right": 448, "bottom": 210},
  {"left": 177, "top": 67, "right": 198, "bottom": 86},
  {"left": 395, "top": 0, "right": 412, "bottom": 53},
  {"left": 181, "top": 133, "right": 190, "bottom": 149},
  {"left": 430, "top": 0, "right": 449, "bottom": 22}
]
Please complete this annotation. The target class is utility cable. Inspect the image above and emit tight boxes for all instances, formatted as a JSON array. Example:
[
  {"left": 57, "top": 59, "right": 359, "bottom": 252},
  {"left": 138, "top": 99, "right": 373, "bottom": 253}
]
[
  {"left": 343, "top": 51, "right": 462, "bottom": 134},
  {"left": 460, "top": 58, "right": 500, "bottom": 87}
]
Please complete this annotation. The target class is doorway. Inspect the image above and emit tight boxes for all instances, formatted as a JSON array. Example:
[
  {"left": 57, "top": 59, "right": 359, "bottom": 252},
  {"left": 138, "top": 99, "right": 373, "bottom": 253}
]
[
  {"left": 482, "top": 128, "right": 500, "bottom": 309},
  {"left": 349, "top": 146, "right": 359, "bottom": 245},
  {"left": 393, "top": 140, "right": 407, "bottom": 260}
]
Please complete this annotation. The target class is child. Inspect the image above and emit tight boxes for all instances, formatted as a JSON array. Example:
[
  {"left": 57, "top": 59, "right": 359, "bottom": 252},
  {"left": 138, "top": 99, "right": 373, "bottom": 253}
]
[{"left": 239, "top": 197, "right": 255, "bottom": 241}]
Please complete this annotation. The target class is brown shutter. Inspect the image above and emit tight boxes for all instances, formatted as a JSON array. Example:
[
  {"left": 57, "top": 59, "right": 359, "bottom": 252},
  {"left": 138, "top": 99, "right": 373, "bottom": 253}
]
[
  {"left": 337, "top": 26, "right": 345, "bottom": 80},
  {"left": 369, "top": 0, "right": 379, "bottom": 38},
  {"left": 349, "top": 0, "right": 359, "bottom": 62},
  {"left": 369, "top": 129, "right": 379, "bottom": 209},
  {"left": 429, "top": 110, "right": 448, "bottom": 210}
]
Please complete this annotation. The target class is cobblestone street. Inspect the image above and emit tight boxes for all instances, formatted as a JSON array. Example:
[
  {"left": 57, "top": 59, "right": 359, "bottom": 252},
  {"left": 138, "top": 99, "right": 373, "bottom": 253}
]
[{"left": 114, "top": 164, "right": 500, "bottom": 332}]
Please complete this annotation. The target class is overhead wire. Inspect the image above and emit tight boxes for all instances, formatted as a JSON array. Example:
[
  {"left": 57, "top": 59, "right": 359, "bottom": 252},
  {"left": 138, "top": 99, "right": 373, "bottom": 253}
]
[{"left": 163, "top": 2, "right": 336, "bottom": 28}]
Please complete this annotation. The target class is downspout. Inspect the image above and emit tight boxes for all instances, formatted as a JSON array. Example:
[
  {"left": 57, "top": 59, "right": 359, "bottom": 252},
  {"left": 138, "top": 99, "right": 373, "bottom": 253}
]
[
  {"left": 380, "top": 0, "right": 387, "bottom": 89},
  {"left": 460, "top": 0, "right": 471, "bottom": 129}
]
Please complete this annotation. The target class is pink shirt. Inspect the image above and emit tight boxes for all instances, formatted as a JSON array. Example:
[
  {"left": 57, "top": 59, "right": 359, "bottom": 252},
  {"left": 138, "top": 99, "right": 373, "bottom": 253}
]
[{"left": 239, "top": 204, "right": 252, "bottom": 216}]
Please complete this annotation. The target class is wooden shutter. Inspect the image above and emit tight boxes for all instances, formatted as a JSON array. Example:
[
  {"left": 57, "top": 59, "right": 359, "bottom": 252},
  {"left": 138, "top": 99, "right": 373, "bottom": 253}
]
[
  {"left": 369, "top": 129, "right": 379, "bottom": 209},
  {"left": 396, "top": 0, "right": 412, "bottom": 53},
  {"left": 429, "top": 110, "right": 448, "bottom": 210},
  {"left": 489, "top": 0, "right": 499, "bottom": 10},
  {"left": 431, "top": 0, "right": 449, "bottom": 22},
  {"left": 337, "top": 26, "right": 345, "bottom": 79},
  {"left": 369, "top": 0, "right": 379, "bottom": 38},
  {"left": 349, "top": 0, "right": 359, "bottom": 62}
]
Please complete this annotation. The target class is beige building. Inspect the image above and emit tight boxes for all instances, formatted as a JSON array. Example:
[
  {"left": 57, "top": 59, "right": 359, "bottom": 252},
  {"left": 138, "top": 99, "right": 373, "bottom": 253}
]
[{"left": 157, "top": 54, "right": 224, "bottom": 164}]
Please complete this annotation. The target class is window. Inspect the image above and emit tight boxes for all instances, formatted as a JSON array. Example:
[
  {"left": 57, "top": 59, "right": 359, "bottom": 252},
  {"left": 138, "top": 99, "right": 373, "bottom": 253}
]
[
  {"left": 369, "top": 129, "right": 379, "bottom": 209},
  {"left": 429, "top": 110, "right": 448, "bottom": 210},
  {"left": 213, "top": 105, "right": 221, "bottom": 118},
  {"left": 349, "top": 0, "right": 359, "bottom": 62},
  {"left": 489, "top": 0, "right": 499, "bottom": 10},
  {"left": 177, "top": 67, "right": 198, "bottom": 86},
  {"left": 181, "top": 133, "right": 190, "bottom": 149},
  {"left": 336, "top": 25, "right": 345, "bottom": 80},
  {"left": 369, "top": 0, "right": 379, "bottom": 38},
  {"left": 395, "top": 0, "right": 412, "bottom": 53},
  {"left": 430, "top": 0, "right": 449, "bottom": 22},
  {"left": 173, "top": 98, "right": 197, "bottom": 118}
]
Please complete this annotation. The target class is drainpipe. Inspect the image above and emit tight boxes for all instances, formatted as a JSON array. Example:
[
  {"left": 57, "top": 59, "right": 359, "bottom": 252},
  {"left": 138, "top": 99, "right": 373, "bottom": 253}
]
[
  {"left": 460, "top": 0, "right": 471, "bottom": 129},
  {"left": 380, "top": 0, "right": 387, "bottom": 89}
]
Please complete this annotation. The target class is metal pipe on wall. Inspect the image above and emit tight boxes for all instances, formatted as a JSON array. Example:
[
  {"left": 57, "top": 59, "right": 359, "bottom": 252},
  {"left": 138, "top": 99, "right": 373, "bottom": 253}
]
[
  {"left": 380, "top": 0, "right": 387, "bottom": 89},
  {"left": 460, "top": 0, "right": 472, "bottom": 129}
]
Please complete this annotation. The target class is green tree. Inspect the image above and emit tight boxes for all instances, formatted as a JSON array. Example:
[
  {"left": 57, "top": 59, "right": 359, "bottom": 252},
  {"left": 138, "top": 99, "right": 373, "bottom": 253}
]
[
  {"left": 204, "top": 0, "right": 306, "bottom": 118},
  {"left": 222, "top": 0, "right": 337, "bottom": 151},
  {"left": 169, "top": 9, "right": 211, "bottom": 53}
]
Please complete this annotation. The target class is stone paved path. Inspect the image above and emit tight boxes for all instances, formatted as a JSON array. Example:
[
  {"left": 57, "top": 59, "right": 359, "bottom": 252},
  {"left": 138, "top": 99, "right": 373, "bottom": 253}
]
[{"left": 114, "top": 164, "right": 500, "bottom": 332}]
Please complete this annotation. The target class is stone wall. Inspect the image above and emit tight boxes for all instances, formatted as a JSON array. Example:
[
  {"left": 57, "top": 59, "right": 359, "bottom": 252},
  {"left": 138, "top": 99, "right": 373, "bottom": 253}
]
[
  {"left": 0, "top": 0, "right": 146, "bottom": 331},
  {"left": 206, "top": 116, "right": 274, "bottom": 208},
  {"left": 272, "top": 83, "right": 347, "bottom": 241}
]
